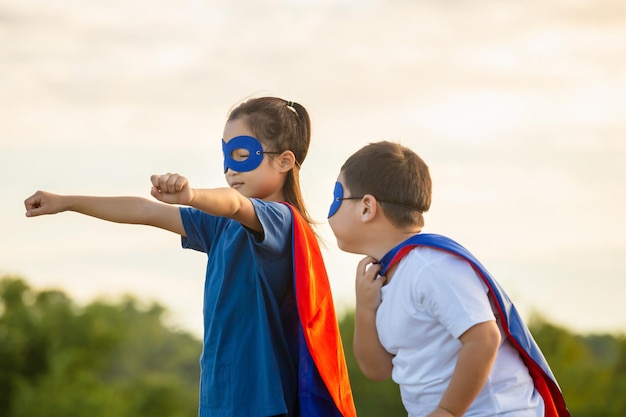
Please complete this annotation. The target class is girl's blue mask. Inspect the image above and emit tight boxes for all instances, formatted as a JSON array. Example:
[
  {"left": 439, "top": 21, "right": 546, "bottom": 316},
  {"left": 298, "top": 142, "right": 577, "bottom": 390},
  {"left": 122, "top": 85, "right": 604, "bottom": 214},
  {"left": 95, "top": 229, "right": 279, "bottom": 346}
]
[{"left": 222, "top": 136, "right": 265, "bottom": 173}]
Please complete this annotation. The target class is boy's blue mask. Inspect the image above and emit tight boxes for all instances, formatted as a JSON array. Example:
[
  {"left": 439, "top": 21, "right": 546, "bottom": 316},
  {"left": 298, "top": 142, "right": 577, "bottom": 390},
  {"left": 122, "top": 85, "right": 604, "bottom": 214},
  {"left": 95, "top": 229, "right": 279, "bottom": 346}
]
[
  {"left": 328, "top": 181, "right": 364, "bottom": 218},
  {"left": 222, "top": 135, "right": 265, "bottom": 173},
  {"left": 328, "top": 181, "right": 423, "bottom": 218}
]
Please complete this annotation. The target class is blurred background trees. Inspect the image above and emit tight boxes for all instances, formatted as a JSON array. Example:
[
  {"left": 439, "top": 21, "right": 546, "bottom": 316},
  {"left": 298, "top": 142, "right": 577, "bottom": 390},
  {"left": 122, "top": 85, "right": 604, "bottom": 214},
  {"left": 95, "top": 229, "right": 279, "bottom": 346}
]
[
  {"left": 0, "top": 276, "right": 200, "bottom": 417},
  {"left": 338, "top": 312, "right": 626, "bottom": 417},
  {"left": 1, "top": 274, "right": 624, "bottom": 417}
]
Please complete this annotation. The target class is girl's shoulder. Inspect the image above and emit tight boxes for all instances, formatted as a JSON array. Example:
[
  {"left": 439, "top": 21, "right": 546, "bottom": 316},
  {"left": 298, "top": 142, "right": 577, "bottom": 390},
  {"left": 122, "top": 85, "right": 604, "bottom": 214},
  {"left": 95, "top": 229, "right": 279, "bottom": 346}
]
[{"left": 250, "top": 199, "right": 293, "bottom": 223}]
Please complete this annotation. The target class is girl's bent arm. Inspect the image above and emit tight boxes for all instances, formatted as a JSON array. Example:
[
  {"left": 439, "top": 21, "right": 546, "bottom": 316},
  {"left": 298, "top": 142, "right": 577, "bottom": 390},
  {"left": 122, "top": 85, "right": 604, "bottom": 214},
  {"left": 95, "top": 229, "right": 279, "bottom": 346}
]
[
  {"left": 150, "top": 173, "right": 262, "bottom": 233},
  {"left": 25, "top": 191, "right": 185, "bottom": 236},
  {"left": 186, "top": 188, "right": 261, "bottom": 233}
]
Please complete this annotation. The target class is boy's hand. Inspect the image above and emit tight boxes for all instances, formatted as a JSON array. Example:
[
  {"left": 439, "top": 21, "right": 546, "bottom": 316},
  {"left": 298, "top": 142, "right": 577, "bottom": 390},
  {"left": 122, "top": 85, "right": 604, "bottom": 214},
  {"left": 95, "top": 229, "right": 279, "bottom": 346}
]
[
  {"left": 24, "top": 191, "right": 66, "bottom": 217},
  {"left": 150, "top": 173, "right": 194, "bottom": 205},
  {"left": 355, "top": 256, "right": 385, "bottom": 312}
]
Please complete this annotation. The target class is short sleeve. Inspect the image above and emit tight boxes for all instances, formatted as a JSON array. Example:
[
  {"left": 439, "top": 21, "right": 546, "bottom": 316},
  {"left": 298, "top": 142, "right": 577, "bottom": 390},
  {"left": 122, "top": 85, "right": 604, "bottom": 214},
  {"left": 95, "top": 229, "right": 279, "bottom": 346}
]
[
  {"left": 413, "top": 251, "right": 496, "bottom": 339},
  {"left": 179, "top": 206, "right": 222, "bottom": 253},
  {"left": 248, "top": 199, "right": 292, "bottom": 259}
]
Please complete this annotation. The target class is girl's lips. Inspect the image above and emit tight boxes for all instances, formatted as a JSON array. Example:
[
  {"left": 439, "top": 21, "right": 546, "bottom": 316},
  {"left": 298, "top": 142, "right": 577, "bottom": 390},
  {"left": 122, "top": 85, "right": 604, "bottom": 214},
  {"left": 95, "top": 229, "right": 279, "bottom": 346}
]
[{"left": 231, "top": 182, "right": 243, "bottom": 189}]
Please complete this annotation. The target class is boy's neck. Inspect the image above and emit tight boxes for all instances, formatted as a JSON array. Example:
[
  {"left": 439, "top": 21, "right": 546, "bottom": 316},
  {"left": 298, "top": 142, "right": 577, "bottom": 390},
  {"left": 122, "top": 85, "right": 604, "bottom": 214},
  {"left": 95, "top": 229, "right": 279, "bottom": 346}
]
[
  {"left": 375, "top": 228, "right": 422, "bottom": 284},
  {"left": 368, "top": 227, "right": 422, "bottom": 263}
]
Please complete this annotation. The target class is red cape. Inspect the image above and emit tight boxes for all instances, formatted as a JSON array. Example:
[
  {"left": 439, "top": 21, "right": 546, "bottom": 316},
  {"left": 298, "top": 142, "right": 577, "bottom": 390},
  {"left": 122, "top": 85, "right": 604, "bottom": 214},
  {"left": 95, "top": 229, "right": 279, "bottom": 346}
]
[{"left": 284, "top": 203, "right": 357, "bottom": 417}]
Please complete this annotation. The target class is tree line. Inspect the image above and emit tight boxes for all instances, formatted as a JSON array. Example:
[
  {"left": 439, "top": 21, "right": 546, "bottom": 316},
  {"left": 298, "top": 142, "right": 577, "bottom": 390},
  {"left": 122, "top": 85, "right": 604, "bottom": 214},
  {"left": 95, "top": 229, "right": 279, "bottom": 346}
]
[{"left": 1, "top": 275, "right": 624, "bottom": 416}]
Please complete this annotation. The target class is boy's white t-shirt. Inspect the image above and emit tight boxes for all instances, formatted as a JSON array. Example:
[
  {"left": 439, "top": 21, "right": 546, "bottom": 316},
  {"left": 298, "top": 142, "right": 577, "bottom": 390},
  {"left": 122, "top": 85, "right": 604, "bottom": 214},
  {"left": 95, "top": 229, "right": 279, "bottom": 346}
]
[{"left": 376, "top": 247, "right": 544, "bottom": 417}]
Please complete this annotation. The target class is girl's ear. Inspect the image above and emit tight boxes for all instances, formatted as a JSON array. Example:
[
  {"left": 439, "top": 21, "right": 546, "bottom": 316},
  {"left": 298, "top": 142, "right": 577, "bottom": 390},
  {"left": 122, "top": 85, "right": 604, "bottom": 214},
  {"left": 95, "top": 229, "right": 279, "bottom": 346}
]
[
  {"left": 360, "top": 194, "right": 377, "bottom": 223},
  {"left": 276, "top": 150, "right": 296, "bottom": 172}
]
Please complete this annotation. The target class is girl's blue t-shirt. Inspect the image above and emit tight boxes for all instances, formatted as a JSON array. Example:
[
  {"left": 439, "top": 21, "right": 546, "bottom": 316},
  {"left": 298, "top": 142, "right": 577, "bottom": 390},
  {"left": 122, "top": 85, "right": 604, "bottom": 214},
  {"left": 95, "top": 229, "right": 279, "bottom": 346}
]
[{"left": 179, "top": 199, "right": 296, "bottom": 417}]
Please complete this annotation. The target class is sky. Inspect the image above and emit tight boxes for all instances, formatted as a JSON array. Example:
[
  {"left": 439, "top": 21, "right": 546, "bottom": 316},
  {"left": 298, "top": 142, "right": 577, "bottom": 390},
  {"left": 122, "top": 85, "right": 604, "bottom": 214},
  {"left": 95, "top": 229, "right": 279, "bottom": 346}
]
[{"left": 2, "top": 0, "right": 625, "bottom": 337}]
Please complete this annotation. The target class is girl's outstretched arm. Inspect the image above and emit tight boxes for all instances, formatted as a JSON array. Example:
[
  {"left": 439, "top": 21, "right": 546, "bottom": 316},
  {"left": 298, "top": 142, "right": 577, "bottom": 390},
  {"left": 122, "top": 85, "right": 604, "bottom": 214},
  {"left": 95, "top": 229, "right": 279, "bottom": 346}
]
[
  {"left": 24, "top": 191, "right": 185, "bottom": 236},
  {"left": 150, "top": 173, "right": 262, "bottom": 233}
]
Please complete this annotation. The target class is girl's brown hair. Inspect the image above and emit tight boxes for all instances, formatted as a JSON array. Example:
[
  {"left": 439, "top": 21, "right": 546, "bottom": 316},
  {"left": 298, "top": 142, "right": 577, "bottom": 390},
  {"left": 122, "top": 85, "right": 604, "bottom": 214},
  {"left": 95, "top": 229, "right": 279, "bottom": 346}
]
[{"left": 228, "top": 97, "right": 313, "bottom": 225}]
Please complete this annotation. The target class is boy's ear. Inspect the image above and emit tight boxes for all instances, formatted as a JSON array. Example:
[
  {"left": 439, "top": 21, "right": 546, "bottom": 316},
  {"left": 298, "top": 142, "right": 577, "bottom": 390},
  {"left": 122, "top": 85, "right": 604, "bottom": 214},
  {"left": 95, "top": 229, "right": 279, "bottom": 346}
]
[
  {"left": 277, "top": 150, "right": 296, "bottom": 172},
  {"left": 360, "top": 195, "right": 378, "bottom": 223}
]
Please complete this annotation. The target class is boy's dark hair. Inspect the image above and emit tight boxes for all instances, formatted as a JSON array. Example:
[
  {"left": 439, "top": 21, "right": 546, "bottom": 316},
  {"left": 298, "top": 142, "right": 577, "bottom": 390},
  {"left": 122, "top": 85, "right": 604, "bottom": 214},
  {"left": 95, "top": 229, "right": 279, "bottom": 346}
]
[
  {"left": 341, "top": 141, "right": 432, "bottom": 228},
  {"left": 228, "top": 97, "right": 313, "bottom": 224}
]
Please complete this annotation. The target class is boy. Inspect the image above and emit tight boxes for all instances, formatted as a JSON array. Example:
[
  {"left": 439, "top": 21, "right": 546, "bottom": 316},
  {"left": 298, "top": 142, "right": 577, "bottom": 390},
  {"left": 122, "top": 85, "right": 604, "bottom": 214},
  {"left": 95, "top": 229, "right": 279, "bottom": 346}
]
[{"left": 327, "top": 141, "right": 569, "bottom": 417}]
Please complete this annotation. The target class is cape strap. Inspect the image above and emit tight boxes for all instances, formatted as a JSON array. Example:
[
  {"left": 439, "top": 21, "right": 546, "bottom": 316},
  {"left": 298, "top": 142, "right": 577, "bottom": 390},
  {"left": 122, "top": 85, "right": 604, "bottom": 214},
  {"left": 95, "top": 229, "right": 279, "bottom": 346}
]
[
  {"left": 379, "top": 233, "right": 570, "bottom": 417},
  {"left": 284, "top": 203, "right": 357, "bottom": 417}
]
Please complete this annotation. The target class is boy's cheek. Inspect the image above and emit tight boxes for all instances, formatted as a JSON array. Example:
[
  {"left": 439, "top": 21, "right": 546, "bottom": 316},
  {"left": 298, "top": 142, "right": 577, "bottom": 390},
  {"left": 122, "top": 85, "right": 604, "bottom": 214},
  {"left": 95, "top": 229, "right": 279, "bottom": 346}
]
[{"left": 328, "top": 217, "right": 338, "bottom": 235}]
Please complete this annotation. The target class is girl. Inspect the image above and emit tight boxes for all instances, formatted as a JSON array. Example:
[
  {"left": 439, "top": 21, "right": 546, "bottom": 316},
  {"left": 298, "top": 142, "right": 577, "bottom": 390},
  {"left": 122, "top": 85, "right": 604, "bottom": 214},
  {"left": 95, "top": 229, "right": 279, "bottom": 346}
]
[{"left": 24, "top": 97, "right": 356, "bottom": 417}]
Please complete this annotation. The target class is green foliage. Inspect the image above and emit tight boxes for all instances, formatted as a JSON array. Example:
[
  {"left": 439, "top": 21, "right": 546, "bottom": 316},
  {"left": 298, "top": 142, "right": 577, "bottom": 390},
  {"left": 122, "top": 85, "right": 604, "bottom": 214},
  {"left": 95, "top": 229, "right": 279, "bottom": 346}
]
[
  {"left": 529, "top": 315, "right": 626, "bottom": 417},
  {"left": 339, "top": 310, "right": 626, "bottom": 417},
  {"left": 4, "top": 274, "right": 626, "bottom": 417},
  {"left": 0, "top": 276, "right": 201, "bottom": 417},
  {"left": 338, "top": 311, "right": 406, "bottom": 417}
]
